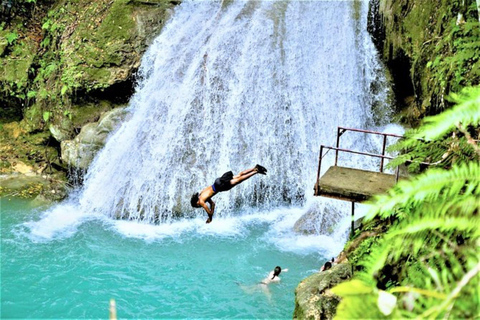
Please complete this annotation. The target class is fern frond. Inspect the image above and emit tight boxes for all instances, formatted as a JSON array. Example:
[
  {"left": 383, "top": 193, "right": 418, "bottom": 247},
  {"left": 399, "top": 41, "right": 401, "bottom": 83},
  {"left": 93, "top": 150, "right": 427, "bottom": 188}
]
[
  {"left": 387, "top": 217, "right": 480, "bottom": 239},
  {"left": 416, "top": 86, "right": 480, "bottom": 141},
  {"left": 365, "top": 162, "right": 480, "bottom": 220},
  {"left": 386, "top": 135, "right": 477, "bottom": 171},
  {"left": 386, "top": 86, "right": 480, "bottom": 171},
  {"left": 332, "top": 86, "right": 480, "bottom": 320},
  {"left": 421, "top": 262, "right": 480, "bottom": 319}
]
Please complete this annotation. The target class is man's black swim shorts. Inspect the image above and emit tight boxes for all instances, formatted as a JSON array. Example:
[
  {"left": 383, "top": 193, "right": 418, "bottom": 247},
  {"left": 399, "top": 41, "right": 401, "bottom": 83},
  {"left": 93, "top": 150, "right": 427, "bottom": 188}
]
[{"left": 212, "top": 171, "right": 234, "bottom": 193}]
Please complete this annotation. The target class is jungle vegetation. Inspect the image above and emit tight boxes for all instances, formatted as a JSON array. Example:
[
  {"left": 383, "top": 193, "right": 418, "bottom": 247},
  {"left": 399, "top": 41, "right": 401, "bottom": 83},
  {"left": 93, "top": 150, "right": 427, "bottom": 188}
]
[{"left": 332, "top": 86, "right": 480, "bottom": 319}]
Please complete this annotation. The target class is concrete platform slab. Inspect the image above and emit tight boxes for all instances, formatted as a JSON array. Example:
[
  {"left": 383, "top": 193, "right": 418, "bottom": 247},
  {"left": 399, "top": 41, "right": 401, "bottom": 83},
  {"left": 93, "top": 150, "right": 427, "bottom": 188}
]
[{"left": 314, "top": 166, "right": 396, "bottom": 202}]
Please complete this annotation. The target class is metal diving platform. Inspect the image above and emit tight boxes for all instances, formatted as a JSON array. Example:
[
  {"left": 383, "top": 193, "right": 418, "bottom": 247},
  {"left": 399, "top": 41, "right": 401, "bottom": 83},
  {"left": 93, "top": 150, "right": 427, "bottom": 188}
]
[
  {"left": 316, "top": 166, "right": 397, "bottom": 202},
  {"left": 314, "top": 127, "right": 404, "bottom": 236}
]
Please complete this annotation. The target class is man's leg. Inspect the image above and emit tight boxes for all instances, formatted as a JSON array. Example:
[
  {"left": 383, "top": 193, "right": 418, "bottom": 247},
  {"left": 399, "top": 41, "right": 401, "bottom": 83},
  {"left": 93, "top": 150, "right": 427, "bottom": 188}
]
[
  {"left": 230, "top": 165, "right": 266, "bottom": 186},
  {"left": 230, "top": 167, "right": 257, "bottom": 186}
]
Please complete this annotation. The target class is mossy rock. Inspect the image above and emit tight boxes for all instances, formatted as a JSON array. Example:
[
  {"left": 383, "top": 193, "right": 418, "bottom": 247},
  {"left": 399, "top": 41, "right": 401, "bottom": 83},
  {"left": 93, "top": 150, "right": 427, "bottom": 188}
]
[
  {"left": 19, "top": 105, "right": 45, "bottom": 133},
  {"left": 71, "top": 100, "right": 114, "bottom": 129},
  {"left": 0, "top": 32, "right": 36, "bottom": 87},
  {"left": 373, "top": 0, "right": 480, "bottom": 117},
  {"left": 60, "top": 106, "right": 128, "bottom": 169},
  {"left": 294, "top": 263, "right": 352, "bottom": 320},
  {"left": 49, "top": 0, "right": 173, "bottom": 92}
]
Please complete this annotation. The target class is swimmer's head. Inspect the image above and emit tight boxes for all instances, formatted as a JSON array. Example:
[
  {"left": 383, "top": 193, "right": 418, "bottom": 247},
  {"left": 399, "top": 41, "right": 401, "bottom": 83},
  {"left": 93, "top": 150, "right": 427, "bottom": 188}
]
[
  {"left": 190, "top": 193, "right": 200, "bottom": 208},
  {"left": 272, "top": 266, "right": 282, "bottom": 279},
  {"left": 323, "top": 261, "right": 332, "bottom": 271}
]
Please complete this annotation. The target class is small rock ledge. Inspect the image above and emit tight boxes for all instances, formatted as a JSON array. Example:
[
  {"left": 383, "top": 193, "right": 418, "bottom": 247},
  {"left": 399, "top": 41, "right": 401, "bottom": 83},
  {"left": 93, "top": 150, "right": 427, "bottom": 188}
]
[{"left": 293, "top": 263, "right": 352, "bottom": 320}]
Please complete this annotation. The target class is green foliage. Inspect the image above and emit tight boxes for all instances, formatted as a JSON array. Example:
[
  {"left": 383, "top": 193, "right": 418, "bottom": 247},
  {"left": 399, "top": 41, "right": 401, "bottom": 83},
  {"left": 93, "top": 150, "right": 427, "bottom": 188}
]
[
  {"left": 333, "top": 280, "right": 400, "bottom": 319},
  {"left": 420, "top": 86, "right": 480, "bottom": 140},
  {"left": 333, "top": 86, "right": 480, "bottom": 319},
  {"left": 26, "top": 90, "right": 36, "bottom": 99},
  {"left": 30, "top": 0, "right": 141, "bottom": 117},
  {"left": 388, "top": 86, "right": 480, "bottom": 172},
  {"left": 347, "top": 235, "right": 379, "bottom": 270},
  {"left": 5, "top": 32, "right": 18, "bottom": 45},
  {"left": 379, "top": 0, "right": 480, "bottom": 116},
  {"left": 42, "top": 111, "right": 51, "bottom": 123}
]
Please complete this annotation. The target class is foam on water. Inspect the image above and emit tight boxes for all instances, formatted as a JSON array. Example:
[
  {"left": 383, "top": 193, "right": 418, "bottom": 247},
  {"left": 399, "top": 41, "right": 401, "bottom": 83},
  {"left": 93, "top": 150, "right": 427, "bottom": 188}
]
[
  {"left": 24, "top": 202, "right": 93, "bottom": 241},
  {"left": 23, "top": 200, "right": 349, "bottom": 260}
]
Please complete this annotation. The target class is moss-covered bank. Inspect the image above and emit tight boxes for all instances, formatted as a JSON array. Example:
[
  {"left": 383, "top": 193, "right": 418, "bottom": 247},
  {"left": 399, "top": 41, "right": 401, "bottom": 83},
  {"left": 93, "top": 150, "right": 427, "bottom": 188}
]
[
  {"left": 1, "top": 0, "right": 179, "bottom": 198},
  {"left": 369, "top": 0, "right": 479, "bottom": 124}
]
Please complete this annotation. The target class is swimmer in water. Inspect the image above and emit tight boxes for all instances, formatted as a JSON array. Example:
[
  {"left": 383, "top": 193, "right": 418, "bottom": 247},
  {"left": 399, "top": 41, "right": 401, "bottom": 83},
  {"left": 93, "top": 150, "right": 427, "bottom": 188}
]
[
  {"left": 238, "top": 266, "right": 288, "bottom": 301},
  {"left": 320, "top": 258, "right": 335, "bottom": 272},
  {"left": 260, "top": 266, "right": 288, "bottom": 285}
]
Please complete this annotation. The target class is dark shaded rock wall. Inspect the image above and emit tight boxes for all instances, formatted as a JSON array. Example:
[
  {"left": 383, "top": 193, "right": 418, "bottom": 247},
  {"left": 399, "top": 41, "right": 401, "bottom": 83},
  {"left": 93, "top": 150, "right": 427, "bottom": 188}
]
[{"left": 368, "top": 0, "right": 479, "bottom": 124}]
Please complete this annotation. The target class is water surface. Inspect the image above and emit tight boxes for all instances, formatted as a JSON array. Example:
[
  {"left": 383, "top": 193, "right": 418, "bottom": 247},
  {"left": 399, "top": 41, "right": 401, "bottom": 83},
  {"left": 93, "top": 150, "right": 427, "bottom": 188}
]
[{"left": 2, "top": 197, "right": 341, "bottom": 319}]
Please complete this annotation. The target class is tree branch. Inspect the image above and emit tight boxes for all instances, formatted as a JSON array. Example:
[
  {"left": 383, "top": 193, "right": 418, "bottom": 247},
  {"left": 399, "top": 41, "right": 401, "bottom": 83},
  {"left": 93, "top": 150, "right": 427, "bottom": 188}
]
[
  {"left": 422, "top": 261, "right": 480, "bottom": 318},
  {"left": 457, "top": 123, "right": 480, "bottom": 157}
]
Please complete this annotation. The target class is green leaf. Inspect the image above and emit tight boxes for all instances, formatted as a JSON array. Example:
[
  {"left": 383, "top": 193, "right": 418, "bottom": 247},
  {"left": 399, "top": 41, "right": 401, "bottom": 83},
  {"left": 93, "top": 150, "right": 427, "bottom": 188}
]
[
  {"left": 415, "top": 86, "right": 480, "bottom": 141},
  {"left": 61, "top": 85, "right": 68, "bottom": 96},
  {"left": 43, "top": 111, "right": 51, "bottom": 122},
  {"left": 42, "top": 20, "right": 51, "bottom": 31},
  {"left": 5, "top": 32, "right": 18, "bottom": 45},
  {"left": 331, "top": 279, "right": 373, "bottom": 296}
]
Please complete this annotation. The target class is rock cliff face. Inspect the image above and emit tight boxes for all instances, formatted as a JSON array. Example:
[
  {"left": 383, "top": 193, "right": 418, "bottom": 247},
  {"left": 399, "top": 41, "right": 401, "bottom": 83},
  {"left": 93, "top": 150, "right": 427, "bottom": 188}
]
[
  {"left": 293, "top": 263, "right": 352, "bottom": 320},
  {"left": 0, "top": 0, "right": 179, "bottom": 198},
  {"left": 61, "top": 107, "right": 128, "bottom": 170},
  {"left": 368, "top": 0, "right": 479, "bottom": 124}
]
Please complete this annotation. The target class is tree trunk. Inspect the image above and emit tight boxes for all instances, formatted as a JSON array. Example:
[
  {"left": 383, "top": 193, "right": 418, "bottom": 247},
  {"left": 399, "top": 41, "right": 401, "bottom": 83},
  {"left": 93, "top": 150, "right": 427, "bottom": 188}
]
[
  {"left": 457, "top": 0, "right": 466, "bottom": 25},
  {"left": 477, "top": 0, "right": 480, "bottom": 23}
]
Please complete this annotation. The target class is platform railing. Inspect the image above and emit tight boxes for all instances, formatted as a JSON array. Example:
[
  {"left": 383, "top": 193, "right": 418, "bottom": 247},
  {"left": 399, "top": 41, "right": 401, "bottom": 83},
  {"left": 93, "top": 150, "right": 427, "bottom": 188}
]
[
  {"left": 335, "top": 127, "right": 404, "bottom": 171},
  {"left": 315, "top": 127, "right": 404, "bottom": 195}
]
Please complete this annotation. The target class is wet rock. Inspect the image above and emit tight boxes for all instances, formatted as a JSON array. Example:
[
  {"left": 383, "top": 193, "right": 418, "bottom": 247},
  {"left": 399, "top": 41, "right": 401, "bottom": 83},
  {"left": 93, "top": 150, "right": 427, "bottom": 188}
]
[
  {"left": 0, "top": 171, "right": 68, "bottom": 202},
  {"left": 293, "top": 263, "right": 352, "bottom": 320},
  {"left": 49, "top": 120, "right": 74, "bottom": 142},
  {"left": 10, "top": 160, "right": 36, "bottom": 175},
  {"left": 61, "top": 107, "right": 128, "bottom": 169},
  {"left": 293, "top": 202, "right": 343, "bottom": 236}
]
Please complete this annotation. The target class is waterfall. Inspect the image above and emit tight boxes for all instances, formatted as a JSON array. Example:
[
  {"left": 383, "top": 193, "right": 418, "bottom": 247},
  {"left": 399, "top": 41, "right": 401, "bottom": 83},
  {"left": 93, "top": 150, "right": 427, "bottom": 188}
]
[{"left": 75, "top": 0, "right": 393, "bottom": 223}]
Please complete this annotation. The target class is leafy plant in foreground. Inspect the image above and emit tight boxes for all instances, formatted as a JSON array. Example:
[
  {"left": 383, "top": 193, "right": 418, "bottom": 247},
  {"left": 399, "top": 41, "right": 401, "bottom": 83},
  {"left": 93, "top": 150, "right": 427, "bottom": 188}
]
[
  {"left": 388, "top": 86, "right": 480, "bottom": 172},
  {"left": 332, "top": 86, "right": 480, "bottom": 319}
]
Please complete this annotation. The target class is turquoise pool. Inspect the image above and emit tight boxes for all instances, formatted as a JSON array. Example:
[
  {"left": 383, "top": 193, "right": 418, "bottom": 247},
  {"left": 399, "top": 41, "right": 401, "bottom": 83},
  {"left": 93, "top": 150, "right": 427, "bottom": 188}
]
[{"left": 1, "top": 197, "right": 342, "bottom": 319}]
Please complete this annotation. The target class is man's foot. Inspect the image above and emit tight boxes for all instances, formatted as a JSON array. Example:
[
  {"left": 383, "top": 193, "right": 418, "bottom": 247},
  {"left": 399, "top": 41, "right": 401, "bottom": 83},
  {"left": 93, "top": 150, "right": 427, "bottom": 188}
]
[
  {"left": 255, "top": 164, "right": 267, "bottom": 175},
  {"left": 206, "top": 213, "right": 213, "bottom": 224}
]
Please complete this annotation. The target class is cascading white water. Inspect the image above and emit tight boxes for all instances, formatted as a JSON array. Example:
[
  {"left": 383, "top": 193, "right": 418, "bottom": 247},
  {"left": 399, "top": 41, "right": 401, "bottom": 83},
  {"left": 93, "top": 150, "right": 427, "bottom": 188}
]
[{"left": 75, "top": 0, "right": 393, "bottom": 223}]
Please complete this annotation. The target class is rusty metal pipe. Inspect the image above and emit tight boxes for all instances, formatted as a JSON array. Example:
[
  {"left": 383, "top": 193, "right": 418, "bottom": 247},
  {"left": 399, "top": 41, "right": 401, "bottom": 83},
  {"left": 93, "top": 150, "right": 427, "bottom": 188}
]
[
  {"left": 315, "top": 145, "right": 324, "bottom": 195},
  {"left": 337, "top": 126, "right": 403, "bottom": 138},
  {"left": 380, "top": 135, "right": 387, "bottom": 172}
]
